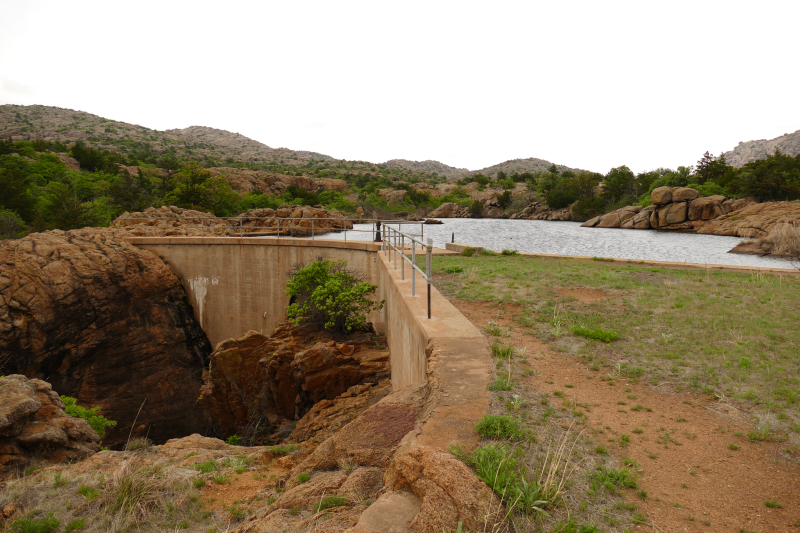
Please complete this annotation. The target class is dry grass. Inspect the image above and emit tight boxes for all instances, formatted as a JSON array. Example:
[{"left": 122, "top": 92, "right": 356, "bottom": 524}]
[
  {"left": 433, "top": 253, "right": 800, "bottom": 443},
  {"left": 478, "top": 346, "right": 640, "bottom": 533},
  {"left": 0, "top": 459, "right": 226, "bottom": 533},
  {"left": 760, "top": 222, "right": 800, "bottom": 258}
]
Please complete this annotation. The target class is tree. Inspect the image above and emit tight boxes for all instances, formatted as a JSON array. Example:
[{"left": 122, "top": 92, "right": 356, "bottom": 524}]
[
  {"left": 0, "top": 209, "right": 26, "bottom": 240},
  {"left": 0, "top": 162, "right": 36, "bottom": 221},
  {"left": 285, "top": 259, "right": 384, "bottom": 333},
  {"left": 43, "top": 182, "right": 98, "bottom": 230},
  {"left": 166, "top": 161, "right": 213, "bottom": 210},
  {"left": 107, "top": 168, "right": 157, "bottom": 214}
]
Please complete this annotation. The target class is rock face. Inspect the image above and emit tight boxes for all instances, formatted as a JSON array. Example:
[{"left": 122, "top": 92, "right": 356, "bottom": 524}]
[
  {"left": 0, "top": 375, "right": 99, "bottom": 474},
  {"left": 582, "top": 186, "right": 772, "bottom": 234},
  {"left": 197, "top": 322, "right": 390, "bottom": 439},
  {"left": 721, "top": 128, "right": 800, "bottom": 167},
  {"left": 112, "top": 204, "right": 353, "bottom": 237},
  {"left": 382, "top": 446, "right": 507, "bottom": 533},
  {"left": 509, "top": 201, "right": 573, "bottom": 221},
  {"left": 0, "top": 228, "right": 212, "bottom": 448},
  {"left": 698, "top": 200, "right": 800, "bottom": 237},
  {"left": 427, "top": 202, "right": 469, "bottom": 218}
]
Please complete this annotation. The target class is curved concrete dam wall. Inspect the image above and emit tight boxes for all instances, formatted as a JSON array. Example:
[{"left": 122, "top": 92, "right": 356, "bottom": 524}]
[{"left": 126, "top": 237, "right": 487, "bottom": 401}]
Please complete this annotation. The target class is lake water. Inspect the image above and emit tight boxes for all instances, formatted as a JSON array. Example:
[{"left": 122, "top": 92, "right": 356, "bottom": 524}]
[{"left": 313, "top": 219, "right": 792, "bottom": 269}]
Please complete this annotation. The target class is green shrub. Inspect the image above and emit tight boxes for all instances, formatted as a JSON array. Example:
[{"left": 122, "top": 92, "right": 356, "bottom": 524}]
[
  {"left": 587, "top": 466, "right": 637, "bottom": 495},
  {"left": 460, "top": 247, "right": 477, "bottom": 257},
  {"left": 491, "top": 342, "right": 514, "bottom": 358},
  {"left": 475, "top": 415, "right": 526, "bottom": 440},
  {"left": 266, "top": 444, "right": 300, "bottom": 456},
  {"left": 60, "top": 396, "right": 117, "bottom": 437},
  {"left": 443, "top": 265, "right": 464, "bottom": 273},
  {"left": 226, "top": 435, "right": 240, "bottom": 446},
  {"left": 64, "top": 518, "right": 85, "bottom": 533},
  {"left": 285, "top": 259, "right": 384, "bottom": 332},
  {"left": 314, "top": 495, "right": 348, "bottom": 512},
  {"left": 77, "top": 485, "right": 99, "bottom": 500},
  {"left": 10, "top": 513, "right": 60, "bottom": 533},
  {"left": 570, "top": 326, "right": 620, "bottom": 342},
  {"left": 297, "top": 473, "right": 310, "bottom": 483},
  {"left": 501, "top": 249, "right": 518, "bottom": 255},
  {"left": 194, "top": 460, "right": 219, "bottom": 474}
]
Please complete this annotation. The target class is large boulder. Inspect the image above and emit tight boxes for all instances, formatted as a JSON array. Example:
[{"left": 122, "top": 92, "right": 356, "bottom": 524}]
[
  {"left": 688, "top": 197, "right": 725, "bottom": 221},
  {"left": 699, "top": 200, "right": 800, "bottom": 237},
  {"left": 0, "top": 375, "right": 99, "bottom": 474},
  {"left": 382, "top": 446, "right": 508, "bottom": 533},
  {"left": 631, "top": 205, "right": 656, "bottom": 229},
  {"left": 0, "top": 228, "right": 212, "bottom": 448},
  {"left": 672, "top": 187, "right": 700, "bottom": 202},
  {"left": 427, "top": 202, "right": 468, "bottom": 218},
  {"left": 651, "top": 186, "right": 674, "bottom": 205},
  {"left": 656, "top": 202, "right": 688, "bottom": 226},
  {"left": 197, "top": 323, "right": 390, "bottom": 439},
  {"left": 597, "top": 206, "right": 641, "bottom": 228}
]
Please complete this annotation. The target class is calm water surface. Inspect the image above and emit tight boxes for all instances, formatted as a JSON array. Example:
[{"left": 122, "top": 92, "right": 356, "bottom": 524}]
[{"left": 315, "top": 219, "right": 790, "bottom": 269}]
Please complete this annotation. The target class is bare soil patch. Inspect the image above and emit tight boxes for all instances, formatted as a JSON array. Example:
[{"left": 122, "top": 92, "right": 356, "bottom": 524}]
[
  {"left": 456, "top": 299, "right": 800, "bottom": 533},
  {"left": 557, "top": 288, "right": 618, "bottom": 304}
]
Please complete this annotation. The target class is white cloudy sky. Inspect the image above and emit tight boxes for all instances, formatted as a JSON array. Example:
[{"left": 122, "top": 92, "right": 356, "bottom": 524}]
[{"left": 1, "top": 0, "right": 798, "bottom": 174}]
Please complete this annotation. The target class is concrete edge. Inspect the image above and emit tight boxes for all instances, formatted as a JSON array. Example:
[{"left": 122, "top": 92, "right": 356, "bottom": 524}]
[{"left": 125, "top": 236, "right": 382, "bottom": 252}]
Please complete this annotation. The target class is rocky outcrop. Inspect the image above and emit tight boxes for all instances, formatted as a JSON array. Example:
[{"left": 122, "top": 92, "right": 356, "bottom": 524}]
[
  {"left": 509, "top": 201, "right": 573, "bottom": 221},
  {"left": 381, "top": 446, "right": 506, "bottom": 533},
  {"left": 582, "top": 187, "right": 767, "bottom": 232},
  {"left": 721, "top": 129, "right": 800, "bottom": 167},
  {"left": 427, "top": 202, "right": 469, "bottom": 218},
  {"left": 697, "top": 200, "right": 800, "bottom": 238},
  {"left": 0, "top": 375, "right": 99, "bottom": 474},
  {"left": 0, "top": 228, "right": 212, "bottom": 448},
  {"left": 111, "top": 204, "right": 353, "bottom": 237},
  {"left": 197, "top": 323, "right": 390, "bottom": 439}
]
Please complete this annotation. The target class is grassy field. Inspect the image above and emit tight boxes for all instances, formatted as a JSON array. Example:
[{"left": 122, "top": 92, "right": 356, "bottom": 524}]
[{"left": 432, "top": 252, "right": 800, "bottom": 440}]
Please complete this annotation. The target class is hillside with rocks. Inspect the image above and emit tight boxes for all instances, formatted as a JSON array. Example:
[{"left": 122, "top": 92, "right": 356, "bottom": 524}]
[
  {"left": 382, "top": 159, "right": 468, "bottom": 179},
  {"left": 470, "top": 157, "right": 578, "bottom": 178},
  {"left": 721, "top": 128, "right": 800, "bottom": 167},
  {"left": 0, "top": 105, "right": 329, "bottom": 167}
]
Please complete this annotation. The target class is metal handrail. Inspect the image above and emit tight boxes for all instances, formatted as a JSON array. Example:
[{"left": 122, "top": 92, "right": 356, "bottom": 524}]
[{"left": 381, "top": 223, "right": 433, "bottom": 319}]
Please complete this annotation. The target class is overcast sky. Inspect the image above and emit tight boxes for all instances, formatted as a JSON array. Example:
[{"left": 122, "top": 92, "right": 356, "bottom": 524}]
[{"left": 1, "top": 0, "right": 798, "bottom": 174}]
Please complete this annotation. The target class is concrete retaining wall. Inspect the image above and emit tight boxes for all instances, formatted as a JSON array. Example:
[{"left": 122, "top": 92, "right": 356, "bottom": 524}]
[{"left": 127, "top": 236, "right": 491, "bottom": 450}]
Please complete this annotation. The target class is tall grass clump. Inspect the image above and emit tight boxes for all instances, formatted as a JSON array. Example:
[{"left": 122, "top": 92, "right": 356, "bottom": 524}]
[
  {"left": 760, "top": 222, "right": 800, "bottom": 257},
  {"left": 570, "top": 326, "right": 620, "bottom": 342},
  {"left": 476, "top": 414, "right": 527, "bottom": 440}
]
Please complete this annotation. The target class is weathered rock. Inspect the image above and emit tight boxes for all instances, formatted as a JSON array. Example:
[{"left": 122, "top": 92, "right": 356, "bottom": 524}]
[
  {"left": 112, "top": 204, "right": 353, "bottom": 237},
  {"left": 699, "top": 200, "right": 800, "bottom": 237},
  {"left": 631, "top": 205, "right": 656, "bottom": 229},
  {"left": 289, "top": 381, "right": 392, "bottom": 448},
  {"left": 581, "top": 215, "right": 601, "bottom": 228},
  {"left": 651, "top": 186, "right": 674, "bottom": 205},
  {"left": 0, "top": 228, "right": 212, "bottom": 448},
  {"left": 198, "top": 323, "right": 390, "bottom": 439},
  {"left": 288, "top": 384, "right": 427, "bottom": 480},
  {"left": 0, "top": 375, "right": 99, "bottom": 474},
  {"left": 672, "top": 187, "right": 700, "bottom": 202},
  {"left": 382, "top": 446, "right": 508, "bottom": 533},
  {"left": 597, "top": 206, "right": 640, "bottom": 228},
  {"left": 688, "top": 197, "right": 725, "bottom": 221},
  {"left": 427, "top": 203, "right": 468, "bottom": 218}
]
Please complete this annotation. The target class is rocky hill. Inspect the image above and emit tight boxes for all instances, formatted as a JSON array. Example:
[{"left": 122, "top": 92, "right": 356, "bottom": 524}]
[
  {"left": 382, "top": 159, "right": 468, "bottom": 179},
  {"left": 471, "top": 157, "right": 578, "bottom": 178},
  {"left": 0, "top": 104, "right": 329, "bottom": 167},
  {"left": 721, "top": 129, "right": 800, "bottom": 167}
]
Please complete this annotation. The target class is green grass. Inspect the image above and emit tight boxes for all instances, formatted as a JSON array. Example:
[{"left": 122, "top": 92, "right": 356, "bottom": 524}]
[
  {"left": 433, "top": 253, "right": 800, "bottom": 436},
  {"left": 10, "top": 513, "right": 60, "bottom": 533},
  {"left": 765, "top": 500, "right": 782, "bottom": 508},
  {"left": 571, "top": 326, "right": 620, "bottom": 342},
  {"left": 194, "top": 460, "right": 219, "bottom": 473},
  {"left": 587, "top": 466, "right": 637, "bottom": 495},
  {"left": 77, "top": 485, "right": 99, "bottom": 500},
  {"left": 266, "top": 444, "right": 300, "bottom": 456},
  {"left": 297, "top": 473, "right": 310, "bottom": 483},
  {"left": 491, "top": 341, "right": 515, "bottom": 358},
  {"left": 64, "top": 519, "right": 85, "bottom": 533},
  {"left": 475, "top": 414, "right": 527, "bottom": 440},
  {"left": 314, "top": 495, "right": 348, "bottom": 512}
]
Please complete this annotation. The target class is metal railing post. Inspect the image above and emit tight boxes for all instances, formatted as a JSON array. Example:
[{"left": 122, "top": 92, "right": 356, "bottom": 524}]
[
  {"left": 412, "top": 242, "right": 416, "bottom": 296},
  {"left": 426, "top": 238, "right": 433, "bottom": 319},
  {"left": 401, "top": 235, "right": 405, "bottom": 280},
  {"left": 393, "top": 229, "right": 397, "bottom": 270}
]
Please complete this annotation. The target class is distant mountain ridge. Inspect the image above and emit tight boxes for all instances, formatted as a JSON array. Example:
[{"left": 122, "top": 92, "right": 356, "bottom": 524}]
[
  {"left": 721, "top": 129, "right": 800, "bottom": 167},
  {"left": 0, "top": 104, "right": 583, "bottom": 179}
]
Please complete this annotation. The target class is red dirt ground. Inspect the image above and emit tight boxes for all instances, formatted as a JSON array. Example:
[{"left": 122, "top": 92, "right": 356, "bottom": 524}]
[{"left": 454, "top": 299, "right": 800, "bottom": 533}]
